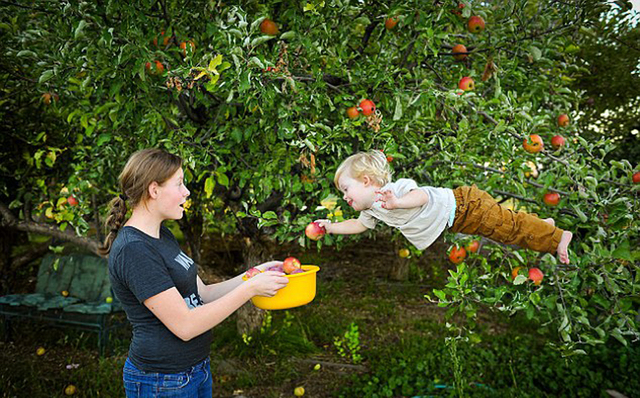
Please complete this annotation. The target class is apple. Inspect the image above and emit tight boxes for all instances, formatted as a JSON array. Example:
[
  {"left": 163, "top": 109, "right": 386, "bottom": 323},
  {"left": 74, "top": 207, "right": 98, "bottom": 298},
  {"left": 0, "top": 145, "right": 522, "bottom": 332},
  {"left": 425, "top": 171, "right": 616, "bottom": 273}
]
[
  {"left": 305, "top": 222, "right": 326, "bottom": 241},
  {"left": 346, "top": 106, "right": 360, "bottom": 119},
  {"left": 64, "top": 384, "right": 77, "bottom": 396},
  {"left": 543, "top": 192, "right": 560, "bottom": 206},
  {"left": 180, "top": 40, "right": 195, "bottom": 56},
  {"left": 153, "top": 30, "right": 170, "bottom": 47},
  {"left": 36, "top": 347, "right": 46, "bottom": 356},
  {"left": 283, "top": 257, "right": 301, "bottom": 274},
  {"left": 632, "top": 172, "right": 640, "bottom": 184},
  {"left": 467, "top": 16, "right": 485, "bottom": 33},
  {"left": 511, "top": 266, "right": 523, "bottom": 281},
  {"left": 61, "top": 290, "right": 69, "bottom": 297},
  {"left": 155, "top": 60, "right": 165, "bottom": 74},
  {"left": 398, "top": 248, "right": 410, "bottom": 258},
  {"left": 67, "top": 196, "right": 78, "bottom": 207},
  {"left": 386, "top": 155, "right": 393, "bottom": 163},
  {"left": 42, "top": 92, "right": 59, "bottom": 105},
  {"left": 528, "top": 267, "right": 544, "bottom": 286},
  {"left": 260, "top": 18, "right": 279, "bottom": 35},
  {"left": 244, "top": 267, "right": 261, "bottom": 279},
  {"left": 458, "top": 76, "right": 474, "bottom": 91},
  {"left": 105, "top": 296, "right": 113, "bottom": 303},
  {"left": 448, "top": 246, "right": 467, "bottom": 264},
  {"left": 359, "top": 99, "right": 376, "bottom": 116},
  {"left": 451, "top": 3, "right": 465, "bottom": 16},
  {"left": 557, "top": 114, "right": 570, "bottom": 127},
  {"left": 466, "top": 240, "right": 480, "bottom": 253},
  {"left": 551, "top": 135, "right": 565, "bottom": 150},
  {"left": 523, "top": 134, "right": 544, "bottom": 153},
  {"left": 385, "top": 17, "right": 398, "bottom": 30},
  {"left": 146, "top": 61, "right": 164, "bottom": 75},
  {"left": 294, "top": 386, "right": 305, "bottom": 397},
  {"left": 452, "top": 44, "right": 468, "bottom": 61}
]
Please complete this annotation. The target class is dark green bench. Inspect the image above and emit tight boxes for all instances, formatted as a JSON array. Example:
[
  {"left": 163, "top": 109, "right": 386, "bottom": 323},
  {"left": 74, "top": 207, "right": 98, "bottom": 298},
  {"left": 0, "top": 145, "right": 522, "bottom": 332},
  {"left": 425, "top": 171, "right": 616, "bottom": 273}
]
[{"left": 0, "top": 253, "right": 124, "bottom": 355}]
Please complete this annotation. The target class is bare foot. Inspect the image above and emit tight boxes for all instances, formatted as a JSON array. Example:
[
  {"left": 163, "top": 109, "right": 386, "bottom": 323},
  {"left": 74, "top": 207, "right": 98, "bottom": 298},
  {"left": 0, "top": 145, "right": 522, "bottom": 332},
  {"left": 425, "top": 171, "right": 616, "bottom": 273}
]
[
  {"left": 544, "top": 218, "right": 555, "bottom": 227},
  {"left": 557, "top": 231, "right": 573, "bottom": 264}
]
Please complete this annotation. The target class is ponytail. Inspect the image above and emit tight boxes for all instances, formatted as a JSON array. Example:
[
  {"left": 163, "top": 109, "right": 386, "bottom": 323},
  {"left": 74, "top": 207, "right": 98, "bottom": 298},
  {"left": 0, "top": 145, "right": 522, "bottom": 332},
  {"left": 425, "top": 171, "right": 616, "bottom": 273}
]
[{"left": 99, "top": 195, "right": 128, "bottom": 256}]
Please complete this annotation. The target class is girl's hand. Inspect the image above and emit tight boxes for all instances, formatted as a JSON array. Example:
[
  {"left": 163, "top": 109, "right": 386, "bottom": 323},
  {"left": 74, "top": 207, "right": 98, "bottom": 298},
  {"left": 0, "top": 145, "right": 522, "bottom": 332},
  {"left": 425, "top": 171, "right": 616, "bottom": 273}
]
[
  {"left": 246, "top": 271, "right": 289, "bottom": 297},
  {"left": 255, "top": 260, "right": 283, "bottom": 272},
  {"left": 313, "top": 219, "right": 332, "bottom": 234},
  {"left": 375, "top": 189, "right": 400, "bottom": 209}
]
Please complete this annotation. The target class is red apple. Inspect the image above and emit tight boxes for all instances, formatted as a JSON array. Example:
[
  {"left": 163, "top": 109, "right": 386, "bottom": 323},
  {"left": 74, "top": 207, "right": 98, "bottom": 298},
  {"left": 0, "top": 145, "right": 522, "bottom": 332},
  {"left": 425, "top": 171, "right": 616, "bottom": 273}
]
[
  {"left": 466, "top": 240, "right": 480, "bottom": 253},
  {"left": 67, "top": 196, "right": 78, "bottom": 207},
  {"left": 346, "top": 106, "right": 360, "bottom": 119},
  {"left": 386, "top": 155, "right": 393, "bottom": 163},
  {"left": 448, "top": 246, "right": 467, "bottom": 264},
  {"left": 283, "top": 257, "right": 301, "bottom": 274},
  {"left": 523, "top": 134, "right": 544, "bottom": 153},
  {"left": 244, "top": 267, "right": 261, "bottom": 279},
  {"left": 543, "top": 192, "right": 560, "bottom": 206},
  {"left": 528, "top": 267, "right": 544, "bottom": 286},
  {"left": 632, "top": 172, "right": 640, "bottom": 184},
  {"left": 551, "top": 135, "right": 565, "bottom": 150},
  {"left": 467, "top": 16, "right": 485, "bottom": 33},
  {"left": 385, "top": 17, "right": 398, "bottom": 30},
  {"left": 451, "top": 3, "right": 465, "bottom": 16},
  {"left": 359, "top": 99, "right": 376, "bottom": 116},
  {"left": 458, "top": 76, "right": 474, "bottom": 91},
  {"left": 260, "top": 19, "right": 279, "bottom": 35},
  {"left": 305, "top": 222, "right": 326, "bottom": 241},
  {"left": 557, "top": 114, "right": 570, "bottom": 127},
  {"left": 452, "top": 44, "right": 468, "bottom": 61}
]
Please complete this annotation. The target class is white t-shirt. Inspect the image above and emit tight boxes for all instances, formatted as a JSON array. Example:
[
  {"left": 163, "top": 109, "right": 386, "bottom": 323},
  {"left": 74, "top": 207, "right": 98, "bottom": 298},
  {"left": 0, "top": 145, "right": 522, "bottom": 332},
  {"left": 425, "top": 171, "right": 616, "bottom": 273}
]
[{"left": 357, "top": 178, "right": 456, "bottom": 250}]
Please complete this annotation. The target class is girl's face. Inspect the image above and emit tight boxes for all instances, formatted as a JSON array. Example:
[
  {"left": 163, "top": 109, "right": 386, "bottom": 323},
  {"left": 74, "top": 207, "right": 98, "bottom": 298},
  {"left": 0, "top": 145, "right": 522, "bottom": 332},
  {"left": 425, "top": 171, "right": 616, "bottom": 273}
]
[
  {"left": 155, "top": 168, "right": 190, "bottom": 220},
  {"left": 337, "top": 173, "right": 377, "bottom": 211}
]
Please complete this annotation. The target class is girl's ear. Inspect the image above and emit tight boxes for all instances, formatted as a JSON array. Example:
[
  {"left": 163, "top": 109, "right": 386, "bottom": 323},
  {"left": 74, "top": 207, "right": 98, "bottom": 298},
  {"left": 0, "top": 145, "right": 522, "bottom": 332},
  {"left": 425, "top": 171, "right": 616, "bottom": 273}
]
[{"left": 148, "top": 181, "right": 159, "bottom": 199}]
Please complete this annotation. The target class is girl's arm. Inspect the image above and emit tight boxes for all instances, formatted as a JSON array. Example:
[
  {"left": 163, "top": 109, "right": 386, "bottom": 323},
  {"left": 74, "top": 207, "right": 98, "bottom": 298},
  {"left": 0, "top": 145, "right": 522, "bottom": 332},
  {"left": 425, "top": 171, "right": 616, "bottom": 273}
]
[
  {"left": 144, "top": 271, "right": 288, "bottom": 341},
  {"left": 315, "top": 218, "right": 368, "bottom": 235}
]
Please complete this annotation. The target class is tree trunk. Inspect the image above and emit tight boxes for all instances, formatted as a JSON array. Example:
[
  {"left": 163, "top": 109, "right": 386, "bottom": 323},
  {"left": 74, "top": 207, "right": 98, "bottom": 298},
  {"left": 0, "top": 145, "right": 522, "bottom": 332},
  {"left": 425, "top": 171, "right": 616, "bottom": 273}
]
[{"left": 235, "top": 236, "right": 275, "bottom": 336}]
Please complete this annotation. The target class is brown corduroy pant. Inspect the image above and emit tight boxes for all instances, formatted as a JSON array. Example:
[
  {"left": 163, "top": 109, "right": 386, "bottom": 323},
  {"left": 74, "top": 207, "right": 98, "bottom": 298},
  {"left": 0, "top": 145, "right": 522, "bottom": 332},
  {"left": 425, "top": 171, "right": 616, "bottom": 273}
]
[{"left": 451, "top": 185, "right": 564, "bottom": 254}]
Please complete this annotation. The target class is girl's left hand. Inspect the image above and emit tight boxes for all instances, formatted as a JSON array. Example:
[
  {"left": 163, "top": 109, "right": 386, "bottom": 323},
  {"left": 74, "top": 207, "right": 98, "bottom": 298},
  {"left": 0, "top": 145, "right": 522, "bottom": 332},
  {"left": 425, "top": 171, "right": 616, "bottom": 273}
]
[{"left": 375, "top": 189, "right": 400, "bottom": 209}]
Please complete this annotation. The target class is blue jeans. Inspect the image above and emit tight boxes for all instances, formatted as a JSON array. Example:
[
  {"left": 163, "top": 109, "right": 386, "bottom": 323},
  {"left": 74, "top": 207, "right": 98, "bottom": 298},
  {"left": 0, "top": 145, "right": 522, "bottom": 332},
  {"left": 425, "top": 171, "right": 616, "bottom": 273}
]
[{"left": 123, "top": 357, "right": 212, "bottom": 398}]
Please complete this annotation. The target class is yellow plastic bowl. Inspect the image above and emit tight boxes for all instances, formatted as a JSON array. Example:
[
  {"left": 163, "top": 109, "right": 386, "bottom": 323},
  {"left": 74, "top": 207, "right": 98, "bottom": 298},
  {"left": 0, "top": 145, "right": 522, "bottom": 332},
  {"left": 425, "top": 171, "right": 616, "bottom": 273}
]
[{"left": 251, "top": 265, "right": 320, "bottom": 310}]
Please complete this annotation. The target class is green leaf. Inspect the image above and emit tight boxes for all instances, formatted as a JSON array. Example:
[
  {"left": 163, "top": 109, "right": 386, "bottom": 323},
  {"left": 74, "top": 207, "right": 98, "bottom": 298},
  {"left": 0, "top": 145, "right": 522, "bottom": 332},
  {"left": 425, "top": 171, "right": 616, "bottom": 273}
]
[
  {"left": 251, "top": 36, "right": 274, "bottom": 47},
  {"left": 216, "top": 172, "right": 229, "bottom": 187},
  {"left": 39, "top": 69, "right": 54, "bottom": 83},
  {"left": 208, "top": 54, "right": 223, "bottom": 71},
  {"left": 393, "top": 97, "right": 403, "bottom": 120},
  {"left": 529, "top": 46, "right": 542, "bottom": 61},
  {"left": 280, "top": 31, "right": 296, "bottom": 40},
  {"left": 75, "top": 20, "right": 88, "bottom": 39},
  {"left": 204, "top": 176, "right": 215, "bottom": 198},
  {"left": 513, "top": 275, "right": 528, "bottom": 285},
  {"left": 433, "top": 289, "right": 446, "bottom": 301}
]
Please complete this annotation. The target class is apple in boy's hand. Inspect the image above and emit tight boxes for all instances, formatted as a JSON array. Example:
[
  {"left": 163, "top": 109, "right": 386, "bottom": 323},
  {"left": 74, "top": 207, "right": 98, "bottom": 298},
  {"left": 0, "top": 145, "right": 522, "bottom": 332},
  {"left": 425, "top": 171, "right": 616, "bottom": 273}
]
[
  {"left": 283, "top": 257, "right": 301, "bottom": 274},
  {"left": 305, "top": 222, "right": 326, "bottom": 241}
]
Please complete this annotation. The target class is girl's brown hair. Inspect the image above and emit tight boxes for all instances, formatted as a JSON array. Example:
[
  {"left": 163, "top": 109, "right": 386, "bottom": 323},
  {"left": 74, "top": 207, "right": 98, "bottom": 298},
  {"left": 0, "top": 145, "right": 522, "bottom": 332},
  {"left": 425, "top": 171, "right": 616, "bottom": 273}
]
[{"left": 99, "top": 148, "right": 182, "bottom": 255}]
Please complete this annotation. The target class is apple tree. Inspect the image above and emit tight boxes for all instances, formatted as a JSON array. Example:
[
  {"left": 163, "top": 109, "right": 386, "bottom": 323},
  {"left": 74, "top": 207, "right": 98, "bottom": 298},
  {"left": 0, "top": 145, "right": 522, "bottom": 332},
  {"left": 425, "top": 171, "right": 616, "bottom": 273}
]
[{"left": 0, "top": 0, "right": 638, "bottom": 347}]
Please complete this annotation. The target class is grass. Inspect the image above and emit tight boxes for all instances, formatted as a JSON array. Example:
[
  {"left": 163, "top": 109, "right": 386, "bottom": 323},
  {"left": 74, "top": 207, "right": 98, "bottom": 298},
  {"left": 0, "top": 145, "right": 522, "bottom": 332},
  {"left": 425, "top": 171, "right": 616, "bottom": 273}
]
[{"left": 1, "top": 236, "right": 639, "bottom": 397}]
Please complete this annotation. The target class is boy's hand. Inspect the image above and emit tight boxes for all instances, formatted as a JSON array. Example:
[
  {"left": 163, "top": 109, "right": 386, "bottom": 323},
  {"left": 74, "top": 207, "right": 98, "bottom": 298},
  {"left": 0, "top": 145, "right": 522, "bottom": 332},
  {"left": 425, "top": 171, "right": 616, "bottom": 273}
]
[
  {"left": 313, "top": 219, "right": 332, "bottom": 234},
  {"left": 375, "top": 189, "right": 400, "bottom": 209}
]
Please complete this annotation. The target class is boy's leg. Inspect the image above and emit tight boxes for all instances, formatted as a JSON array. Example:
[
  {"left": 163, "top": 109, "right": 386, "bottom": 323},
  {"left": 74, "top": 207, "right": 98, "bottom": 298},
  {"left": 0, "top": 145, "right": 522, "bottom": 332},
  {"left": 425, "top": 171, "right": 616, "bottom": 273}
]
[{"left": 451, "top": 185, "right": 564, "bottom": 253}]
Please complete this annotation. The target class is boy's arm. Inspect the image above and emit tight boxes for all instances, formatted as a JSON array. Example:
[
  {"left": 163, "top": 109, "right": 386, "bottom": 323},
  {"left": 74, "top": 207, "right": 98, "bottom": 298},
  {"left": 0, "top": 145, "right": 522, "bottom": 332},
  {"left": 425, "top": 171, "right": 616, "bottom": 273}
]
[
  {"left": 377, "top": 188, "right": 429, "bottom": 210},
  {"left": 315, "top": 219, "right": 368, "bottom": 235}
]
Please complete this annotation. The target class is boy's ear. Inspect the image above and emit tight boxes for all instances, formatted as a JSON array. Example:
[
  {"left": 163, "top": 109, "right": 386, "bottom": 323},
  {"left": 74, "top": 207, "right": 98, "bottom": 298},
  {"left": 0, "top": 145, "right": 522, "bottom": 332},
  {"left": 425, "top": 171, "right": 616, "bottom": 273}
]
[{"left": 362, "top": 175, "right": 371, "bottom": 186}]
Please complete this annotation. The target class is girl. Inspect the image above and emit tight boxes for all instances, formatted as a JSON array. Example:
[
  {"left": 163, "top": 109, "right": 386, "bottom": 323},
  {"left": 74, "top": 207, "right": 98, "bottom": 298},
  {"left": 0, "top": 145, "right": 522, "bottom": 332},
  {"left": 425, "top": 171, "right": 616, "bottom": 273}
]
[{"left": 101, "top": 148, "right": 288, "bottom": 397}]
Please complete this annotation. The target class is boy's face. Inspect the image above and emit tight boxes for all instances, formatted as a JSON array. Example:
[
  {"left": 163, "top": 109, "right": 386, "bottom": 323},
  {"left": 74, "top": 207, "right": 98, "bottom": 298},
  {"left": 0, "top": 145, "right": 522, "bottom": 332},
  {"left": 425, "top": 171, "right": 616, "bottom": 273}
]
[{"left": 337, "top": 173, "right": 378, "bottom": 211}]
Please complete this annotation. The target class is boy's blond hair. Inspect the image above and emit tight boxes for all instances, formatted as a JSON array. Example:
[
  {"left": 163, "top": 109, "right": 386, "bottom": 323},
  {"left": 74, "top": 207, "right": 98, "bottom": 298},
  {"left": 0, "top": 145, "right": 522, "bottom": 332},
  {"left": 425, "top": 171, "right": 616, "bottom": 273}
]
[{"left": 334, "top": 150, "right": 392, "bottom": 188}]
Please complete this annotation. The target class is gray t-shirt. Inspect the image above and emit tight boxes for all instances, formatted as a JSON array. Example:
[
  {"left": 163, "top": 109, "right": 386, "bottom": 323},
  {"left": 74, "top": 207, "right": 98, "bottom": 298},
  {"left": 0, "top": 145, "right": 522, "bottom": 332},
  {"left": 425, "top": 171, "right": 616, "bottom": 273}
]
[
  {"left": 358, "top": 178, "right": 456, "bottom": 250},
  {"left": 109, "top": 225, "right": 211, "bottom": 373}
]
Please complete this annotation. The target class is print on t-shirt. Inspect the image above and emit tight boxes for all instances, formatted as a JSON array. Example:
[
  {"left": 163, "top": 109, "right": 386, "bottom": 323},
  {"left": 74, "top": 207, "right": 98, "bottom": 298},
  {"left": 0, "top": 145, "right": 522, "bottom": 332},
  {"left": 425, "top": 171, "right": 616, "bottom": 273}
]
[{"left": 174, "top": 251, "right": 194, "bottom": 271}]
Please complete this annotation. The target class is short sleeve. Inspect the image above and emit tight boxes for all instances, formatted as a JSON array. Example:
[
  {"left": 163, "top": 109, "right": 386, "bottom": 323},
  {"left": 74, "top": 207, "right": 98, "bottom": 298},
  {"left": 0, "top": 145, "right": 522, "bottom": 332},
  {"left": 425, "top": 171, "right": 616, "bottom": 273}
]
[
  {"left": 116, "top": 241, "right": 176, "bottom": 303},
  {"left": 391, "top": 179, "right": 419, "bottom": 197},
  {"left": 358, "top": 210, "right": 378, "bottom": 229}
]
